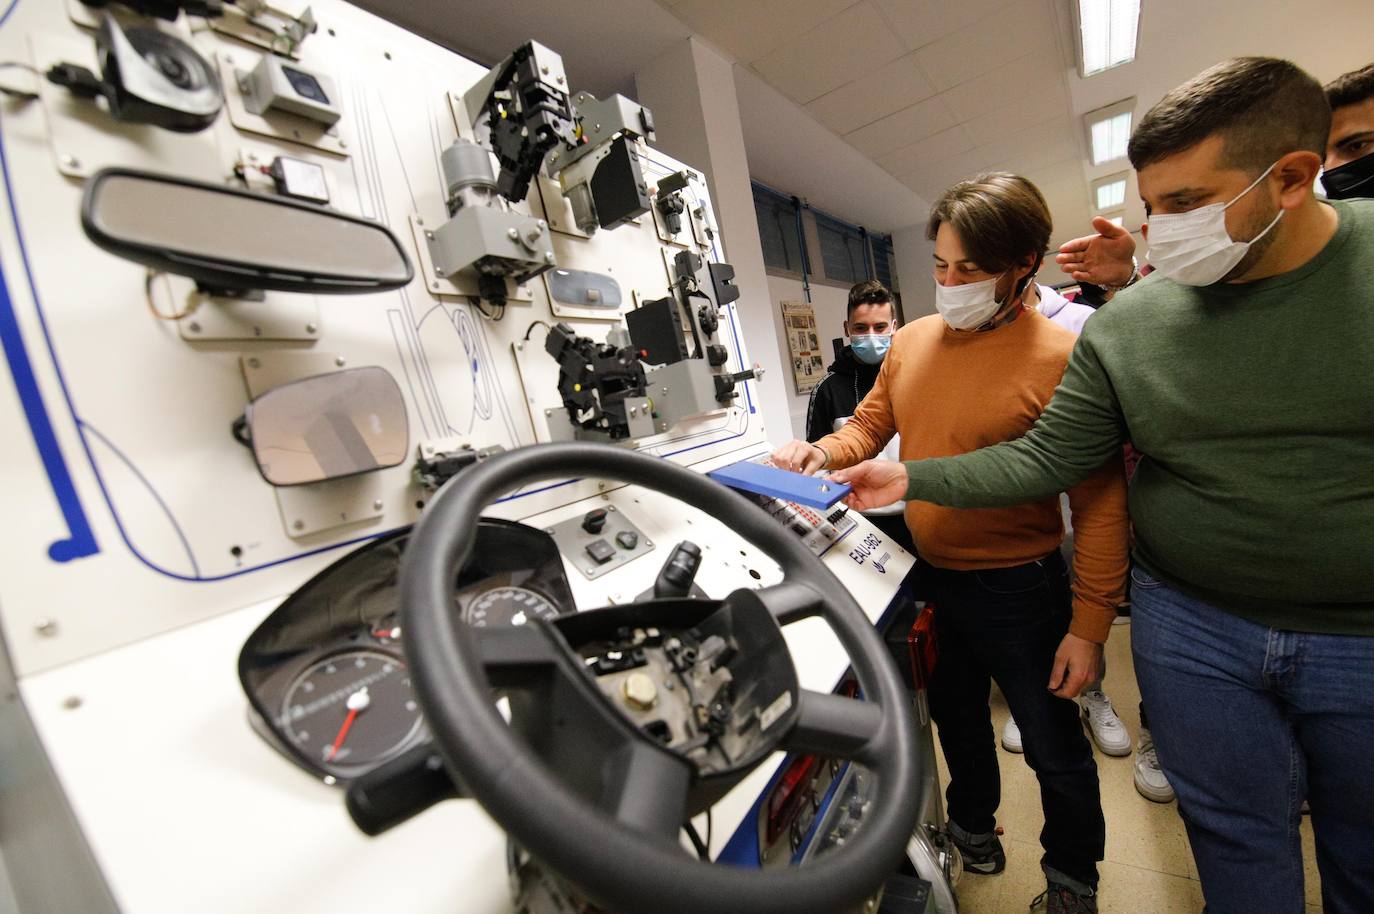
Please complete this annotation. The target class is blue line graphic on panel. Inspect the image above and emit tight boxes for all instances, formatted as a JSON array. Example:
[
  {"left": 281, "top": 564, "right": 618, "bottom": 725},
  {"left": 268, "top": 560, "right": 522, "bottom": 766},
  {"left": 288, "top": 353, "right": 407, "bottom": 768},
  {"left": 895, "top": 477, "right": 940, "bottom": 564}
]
[
  {"left": 79, "top": 421, "right": 201, "bottom": 577},
  {"left": 0, "top": 95, "right": 100, "bottom": 563}
]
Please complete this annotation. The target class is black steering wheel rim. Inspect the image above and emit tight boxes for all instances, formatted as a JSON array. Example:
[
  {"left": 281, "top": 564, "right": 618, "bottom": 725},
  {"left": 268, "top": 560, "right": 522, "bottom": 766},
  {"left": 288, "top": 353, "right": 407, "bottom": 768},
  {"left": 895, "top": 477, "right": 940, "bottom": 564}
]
[{"left": 401, "top": 442, "right": 920, "bottom": 914}]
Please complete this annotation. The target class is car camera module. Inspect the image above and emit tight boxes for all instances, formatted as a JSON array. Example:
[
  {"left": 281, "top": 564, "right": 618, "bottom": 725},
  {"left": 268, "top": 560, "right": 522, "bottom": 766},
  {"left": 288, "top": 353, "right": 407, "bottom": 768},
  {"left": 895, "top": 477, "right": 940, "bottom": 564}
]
[
  {"left": 281, "top": 65, "right": 329, "bottom": 105},
  {"left": 243, "top": 54, "right": 341, "bottom": 126}
]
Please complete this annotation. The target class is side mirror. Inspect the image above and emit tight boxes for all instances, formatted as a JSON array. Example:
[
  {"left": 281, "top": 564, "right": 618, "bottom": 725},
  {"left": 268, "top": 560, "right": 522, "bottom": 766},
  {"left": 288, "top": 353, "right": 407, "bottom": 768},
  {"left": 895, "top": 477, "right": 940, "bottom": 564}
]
[
  {"left": 233, "top": 367, "right": 409, "bottom": 487},
  {"left": 81, "top": 167, "right": 414, "bottom": 295}
]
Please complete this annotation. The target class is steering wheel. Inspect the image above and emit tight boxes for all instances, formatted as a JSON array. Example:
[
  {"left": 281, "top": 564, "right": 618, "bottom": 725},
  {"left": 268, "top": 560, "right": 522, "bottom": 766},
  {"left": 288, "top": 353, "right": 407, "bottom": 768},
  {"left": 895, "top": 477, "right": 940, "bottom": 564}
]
[{"left": 401, "top": 442, "right": 921, "bottom": 914}]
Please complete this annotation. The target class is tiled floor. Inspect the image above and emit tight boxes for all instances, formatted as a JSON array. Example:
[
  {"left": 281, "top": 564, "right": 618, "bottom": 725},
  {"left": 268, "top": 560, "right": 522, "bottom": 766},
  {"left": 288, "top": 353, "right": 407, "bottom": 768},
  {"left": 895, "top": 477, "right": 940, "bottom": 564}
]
[{"left": 938, "top": 620, "right": 1325, "bottom": 914}]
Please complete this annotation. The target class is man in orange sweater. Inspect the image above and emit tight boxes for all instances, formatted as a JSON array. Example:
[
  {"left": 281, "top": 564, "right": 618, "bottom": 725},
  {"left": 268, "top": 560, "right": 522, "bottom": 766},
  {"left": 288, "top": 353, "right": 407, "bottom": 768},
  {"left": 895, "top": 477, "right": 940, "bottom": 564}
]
[{"left": 772, "top": 174, "right": 1128, "bottom": 914}]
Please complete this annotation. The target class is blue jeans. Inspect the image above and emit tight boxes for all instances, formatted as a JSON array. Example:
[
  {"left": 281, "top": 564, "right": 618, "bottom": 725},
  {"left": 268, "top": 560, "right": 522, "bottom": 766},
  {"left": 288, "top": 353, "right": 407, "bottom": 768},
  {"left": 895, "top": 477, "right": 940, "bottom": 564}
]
[{"left": 1130, "top": 566, "right": 1374, "bottom": 914}]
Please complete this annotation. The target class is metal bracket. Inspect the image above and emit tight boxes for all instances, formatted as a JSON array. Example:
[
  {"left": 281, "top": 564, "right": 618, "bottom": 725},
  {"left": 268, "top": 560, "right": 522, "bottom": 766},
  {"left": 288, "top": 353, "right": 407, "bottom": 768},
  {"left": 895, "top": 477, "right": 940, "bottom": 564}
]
[
  {"left": 544, "top": 505, "right": 654, "bottom": 581},
  {"left": 406, "top": 214, "right": 534, "bottom": 303}
]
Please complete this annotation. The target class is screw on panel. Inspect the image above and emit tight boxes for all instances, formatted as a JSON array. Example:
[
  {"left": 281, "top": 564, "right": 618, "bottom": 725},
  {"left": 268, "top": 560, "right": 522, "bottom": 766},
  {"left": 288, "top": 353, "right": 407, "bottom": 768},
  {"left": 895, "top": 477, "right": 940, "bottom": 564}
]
[
  {"left": 339, "top": 140, "right": 348, "bottom": 149},
  {"left": 293, "top": 519, "right": 305, "bottom": 531},
  {"left": 507, "top": 227, "right": 519, "bottom": 240},
  {"left": 305, "top": 323, "right": 318, "bottom": 334},
  {"left": 335, "top": 356, "right": 346, "bottom": 367},
  {"left": 544, "top": 251, "right": 555, "bottom": 263},
  {"left": 188, "top": 321, "right": 202, "bottom": 333},
  {"left": 372, "top": 500, "right": 383, "bottom": 510},
  {"left": 584, "top": 567, "right": 594, "bottom": 575},
  {"left": 247, "top": 357, "right": 261, "bottom": 368},
  {"left": 60, "top": 154, "right": 80, "bottom": 170},
  {"left": 34, "top": 618, "right": 57, "bottom": 637},
  {"left": 62, "top": 696, "right": 82, "bottom": 710}
]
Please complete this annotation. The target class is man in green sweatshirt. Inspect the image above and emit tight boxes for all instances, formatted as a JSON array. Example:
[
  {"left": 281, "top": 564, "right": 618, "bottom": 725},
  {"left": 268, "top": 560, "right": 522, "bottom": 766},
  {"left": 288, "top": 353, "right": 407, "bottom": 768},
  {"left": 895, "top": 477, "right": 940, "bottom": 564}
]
[{"left": 831, "top": 57, "right": 1374, "bottom": 914}]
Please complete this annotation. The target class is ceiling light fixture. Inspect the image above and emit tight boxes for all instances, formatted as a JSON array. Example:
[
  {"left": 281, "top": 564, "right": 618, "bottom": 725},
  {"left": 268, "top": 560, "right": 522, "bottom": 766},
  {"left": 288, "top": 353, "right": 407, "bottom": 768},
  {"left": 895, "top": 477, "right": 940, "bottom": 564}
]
[
  {"left": 1086, "top": 100, "right": 1134, "bottom": 165},
  {"left": 1078, "top": 0, "right": 1141, "bottom": 77},
  {"left": 1094, "top": 174, "right": 1128, "bottom": 210}
]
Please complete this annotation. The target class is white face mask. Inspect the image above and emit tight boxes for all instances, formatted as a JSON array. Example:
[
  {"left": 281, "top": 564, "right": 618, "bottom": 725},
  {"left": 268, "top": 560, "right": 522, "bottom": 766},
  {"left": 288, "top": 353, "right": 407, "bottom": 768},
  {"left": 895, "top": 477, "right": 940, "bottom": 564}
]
[
  {"left": 934, "top": 272, "right": 1009, "bottom": 330},
  {"left": 1145, "top": 161, "right": 1284, "bottom": 286}
]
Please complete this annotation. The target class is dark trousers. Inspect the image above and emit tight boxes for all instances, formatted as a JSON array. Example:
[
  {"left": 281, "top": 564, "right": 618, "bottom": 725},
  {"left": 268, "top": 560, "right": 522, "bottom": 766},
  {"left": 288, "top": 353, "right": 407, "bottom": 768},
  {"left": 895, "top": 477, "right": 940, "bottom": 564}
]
[{"left": 921, "top": 550, "right": 1105, "bottom": 888}]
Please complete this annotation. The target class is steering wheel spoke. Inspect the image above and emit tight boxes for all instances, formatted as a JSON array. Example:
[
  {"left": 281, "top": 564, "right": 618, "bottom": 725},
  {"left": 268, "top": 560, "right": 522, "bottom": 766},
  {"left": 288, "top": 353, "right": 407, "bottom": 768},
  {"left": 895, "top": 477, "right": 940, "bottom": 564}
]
[
  {"left": 600, "top": 738, "right": 694, "bottom": 842},
  {"left": 782, "top": 689, "right": 885, "bottom": 766},
  {"left": 750, "top": 581, "right": 827, "bottom": 626},
  {"left": 470, "top": 622, "right": 562, "bottom": 689}
]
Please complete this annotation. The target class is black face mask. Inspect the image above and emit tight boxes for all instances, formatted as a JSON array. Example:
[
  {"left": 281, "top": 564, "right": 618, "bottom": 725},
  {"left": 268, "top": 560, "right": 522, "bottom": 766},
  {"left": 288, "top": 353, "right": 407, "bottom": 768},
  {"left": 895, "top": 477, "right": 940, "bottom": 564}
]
[{"left": 1322, "top": 150, "right": 1374, "bottom": 200}]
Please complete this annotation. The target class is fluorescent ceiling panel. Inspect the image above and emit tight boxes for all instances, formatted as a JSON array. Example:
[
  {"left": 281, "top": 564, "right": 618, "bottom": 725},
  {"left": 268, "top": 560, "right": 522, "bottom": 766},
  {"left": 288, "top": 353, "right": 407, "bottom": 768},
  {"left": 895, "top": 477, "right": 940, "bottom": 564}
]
[
  {"left": 1095, "top": 177, "right": 1126, "bottom": 210},
  {"left": 1090, "top": 110, "right": 1132, "bottom": 164},
  {"left": 1079, "top": 0, "right": 1140, "bottom": 76}
]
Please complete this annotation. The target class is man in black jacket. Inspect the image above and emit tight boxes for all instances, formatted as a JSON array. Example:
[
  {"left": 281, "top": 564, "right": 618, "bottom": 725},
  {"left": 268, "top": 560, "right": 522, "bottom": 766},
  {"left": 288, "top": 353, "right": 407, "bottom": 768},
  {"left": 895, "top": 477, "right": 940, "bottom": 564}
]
[{"left": 804, "top": 280, "right": 914, "bottom": 553}]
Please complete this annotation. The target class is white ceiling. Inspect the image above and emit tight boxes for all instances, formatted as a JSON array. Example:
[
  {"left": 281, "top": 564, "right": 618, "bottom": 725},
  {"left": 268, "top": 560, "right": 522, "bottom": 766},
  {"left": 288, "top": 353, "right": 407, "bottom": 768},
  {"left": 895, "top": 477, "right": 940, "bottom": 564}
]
[
  {"left": 355, "top": 0, "right": 1374, "bottom": 277},
  {"left": 661, "top": 0, "right": 1374, "bottom": 269},
  {"left": 663, "top": 0, "right": 1096, "bottom": 254}
]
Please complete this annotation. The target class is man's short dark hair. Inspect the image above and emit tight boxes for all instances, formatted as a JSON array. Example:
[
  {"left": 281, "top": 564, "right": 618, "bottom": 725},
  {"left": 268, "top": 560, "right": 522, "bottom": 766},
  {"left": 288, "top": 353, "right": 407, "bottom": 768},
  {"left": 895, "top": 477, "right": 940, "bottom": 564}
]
[
  {"left": 1127, "top": 57, "right": 1330, "bottom": 172},
  {"left": 1326, "top": 63, "right": 1374, "bottom": 111},
  {"left": 847, "top": 279, "right": 891, "bottom": 317},
  {"left": 925, "top": 172, "right": 1051, "bottom": 280}
]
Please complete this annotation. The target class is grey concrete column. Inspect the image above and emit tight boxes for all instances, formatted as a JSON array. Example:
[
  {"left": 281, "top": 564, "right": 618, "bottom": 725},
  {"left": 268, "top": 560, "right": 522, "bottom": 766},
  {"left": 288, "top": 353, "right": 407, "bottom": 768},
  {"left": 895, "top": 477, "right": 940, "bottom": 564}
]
[{"left": 635, "top": 38, "right": 792, "bottom": 443}]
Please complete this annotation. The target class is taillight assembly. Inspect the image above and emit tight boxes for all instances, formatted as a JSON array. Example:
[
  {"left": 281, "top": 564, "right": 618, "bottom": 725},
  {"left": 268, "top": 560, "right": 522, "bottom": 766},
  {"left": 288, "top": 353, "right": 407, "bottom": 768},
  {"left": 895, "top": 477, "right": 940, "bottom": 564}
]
[
  {"left": 907, "top": 603, "right": 937, "bottom": 692},
  {"left": 765, "top": 753, "right": 823, "bottom": 845}
]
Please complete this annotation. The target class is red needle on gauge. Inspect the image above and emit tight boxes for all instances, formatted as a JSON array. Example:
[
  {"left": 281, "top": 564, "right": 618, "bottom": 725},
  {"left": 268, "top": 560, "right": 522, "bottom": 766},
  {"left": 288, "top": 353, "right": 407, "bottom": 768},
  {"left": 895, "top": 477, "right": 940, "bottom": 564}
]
[{"left": 326, "top": 687, "right": 371, "bottom": 761}]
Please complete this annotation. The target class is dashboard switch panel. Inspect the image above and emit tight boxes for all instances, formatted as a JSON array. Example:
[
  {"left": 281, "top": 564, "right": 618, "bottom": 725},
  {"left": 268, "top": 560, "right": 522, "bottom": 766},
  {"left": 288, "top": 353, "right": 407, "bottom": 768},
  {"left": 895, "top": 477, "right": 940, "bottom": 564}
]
[{"left": 546, "top": 505, "right": 654, "bottom": 580}]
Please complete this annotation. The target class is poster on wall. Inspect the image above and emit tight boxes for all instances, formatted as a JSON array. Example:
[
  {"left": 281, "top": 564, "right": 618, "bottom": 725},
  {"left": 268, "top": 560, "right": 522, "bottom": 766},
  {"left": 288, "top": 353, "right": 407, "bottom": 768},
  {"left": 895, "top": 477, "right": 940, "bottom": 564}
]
[{"left": 780, "top": 300, "right": 825, "bottom": 394}]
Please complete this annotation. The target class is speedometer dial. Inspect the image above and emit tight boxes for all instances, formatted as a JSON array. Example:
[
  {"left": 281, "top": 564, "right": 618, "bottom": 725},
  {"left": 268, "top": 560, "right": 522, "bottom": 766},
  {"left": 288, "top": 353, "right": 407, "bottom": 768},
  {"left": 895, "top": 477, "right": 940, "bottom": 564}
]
[
  {"left": 464, "top": 585, "right": 561, "bottom": 628},
  {"left": 279, "top": 649, "right": 423, "bottom": 780}
]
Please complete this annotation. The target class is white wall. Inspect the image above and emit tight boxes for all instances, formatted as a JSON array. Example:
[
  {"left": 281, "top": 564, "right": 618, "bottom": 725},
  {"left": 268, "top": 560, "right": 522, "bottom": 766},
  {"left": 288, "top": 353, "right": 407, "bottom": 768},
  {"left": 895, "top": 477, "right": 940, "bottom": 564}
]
[
  {"left": 733, "top": 66, "right": 930, "bottom": 234},
  {"left": 635, "top": 39, "right": 793, "bottom": 443},
  {"left": 765, "top": 276, "right": 852, "bottom": 440},
  {"left": 892, "top": 226, "right": 935, "bottom": 319}
]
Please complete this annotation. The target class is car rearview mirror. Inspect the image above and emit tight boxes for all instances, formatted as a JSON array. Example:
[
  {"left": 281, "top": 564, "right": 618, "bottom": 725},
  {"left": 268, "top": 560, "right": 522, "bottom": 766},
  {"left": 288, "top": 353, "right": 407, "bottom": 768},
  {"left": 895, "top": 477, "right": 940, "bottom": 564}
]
[
  {"left": 234, "top": 367, "right": 409, "bottom": 487},
  {"left": 81, "top": 167, "right": 414, "bottom": 295}
]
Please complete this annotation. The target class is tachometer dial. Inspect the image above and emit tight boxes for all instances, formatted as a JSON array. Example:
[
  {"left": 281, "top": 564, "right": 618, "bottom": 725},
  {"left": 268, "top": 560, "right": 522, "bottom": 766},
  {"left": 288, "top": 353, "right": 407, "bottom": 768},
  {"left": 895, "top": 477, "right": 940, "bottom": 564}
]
[
  {"left": 279, "top": 649, "right": 422, "bottom": 780},
  {"left": 464, "top": 585, "right": 561, "bottom": 628}
]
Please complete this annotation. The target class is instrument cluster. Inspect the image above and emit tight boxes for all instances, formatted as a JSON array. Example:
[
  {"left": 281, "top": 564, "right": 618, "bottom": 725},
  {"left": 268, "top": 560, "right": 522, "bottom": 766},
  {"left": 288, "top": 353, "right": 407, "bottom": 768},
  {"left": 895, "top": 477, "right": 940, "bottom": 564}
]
[{"left": 238, "top": 520, "right": 575, "bottom": 784}]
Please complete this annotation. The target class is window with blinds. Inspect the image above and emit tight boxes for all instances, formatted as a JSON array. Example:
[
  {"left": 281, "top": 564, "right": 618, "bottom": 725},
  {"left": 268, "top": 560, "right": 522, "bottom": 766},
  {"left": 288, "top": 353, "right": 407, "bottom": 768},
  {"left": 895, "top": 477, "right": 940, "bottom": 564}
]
[
  {"left": 871, "top": 234, "right": 896, "bottom": 291},
  {"left": 815, "top": 214, "right": 868, "bottom": 285},
  {"left": 751, "top": 184, "right": 805, "bottom": 274}
]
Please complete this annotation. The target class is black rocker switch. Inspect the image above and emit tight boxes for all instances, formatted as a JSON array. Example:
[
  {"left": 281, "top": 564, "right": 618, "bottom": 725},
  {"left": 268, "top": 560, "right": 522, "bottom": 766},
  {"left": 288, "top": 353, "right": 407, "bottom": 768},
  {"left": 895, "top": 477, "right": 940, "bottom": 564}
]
[
  {"left": 582, "top": 508, "right": 609, "bottom": 534},
  {"left": 653, "top": 541, "right": 702, "bottom": 598},
  {"left": 586, "top": 539, "right": 616, "bottom": 565}
]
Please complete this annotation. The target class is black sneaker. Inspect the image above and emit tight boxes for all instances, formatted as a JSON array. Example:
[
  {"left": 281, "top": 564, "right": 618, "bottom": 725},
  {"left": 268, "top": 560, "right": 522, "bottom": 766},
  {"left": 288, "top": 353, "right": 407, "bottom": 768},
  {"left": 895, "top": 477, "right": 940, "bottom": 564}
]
[
  {"left": 949, "top": 829, "right": 1006, "bottom": 876},
  {"left": 1030, "top": 881, "right": 1098, "bottom": 913}
]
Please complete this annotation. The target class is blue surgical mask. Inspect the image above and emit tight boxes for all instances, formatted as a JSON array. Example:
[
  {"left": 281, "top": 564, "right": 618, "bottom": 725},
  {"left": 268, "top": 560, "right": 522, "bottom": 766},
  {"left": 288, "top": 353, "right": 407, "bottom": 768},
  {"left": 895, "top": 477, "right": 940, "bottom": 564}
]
[{"left": 851, "top": 333, "right": 890, "bottom": 364}]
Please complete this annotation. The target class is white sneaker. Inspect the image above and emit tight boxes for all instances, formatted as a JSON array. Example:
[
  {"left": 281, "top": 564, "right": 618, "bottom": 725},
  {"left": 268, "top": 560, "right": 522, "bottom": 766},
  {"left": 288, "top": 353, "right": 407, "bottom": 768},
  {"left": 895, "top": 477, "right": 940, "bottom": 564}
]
[
  {"left": 1001, "top": 717, "right": 1023, "bottom": 753},
  {"left": 1079, "top": 690, "right": 1131, "bottom": 756},
  {"left": 1134, "top": 728, "right": 1175, "bottom": 803}
]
